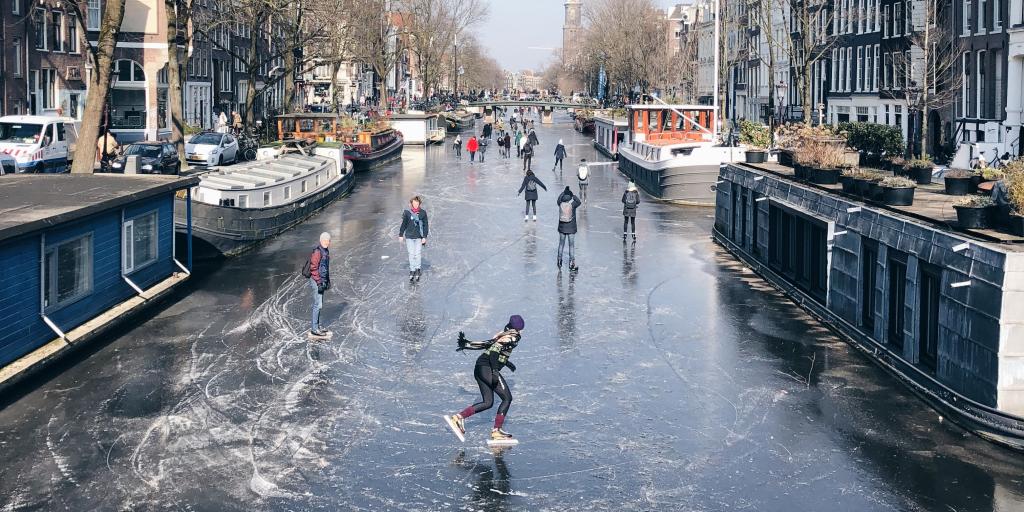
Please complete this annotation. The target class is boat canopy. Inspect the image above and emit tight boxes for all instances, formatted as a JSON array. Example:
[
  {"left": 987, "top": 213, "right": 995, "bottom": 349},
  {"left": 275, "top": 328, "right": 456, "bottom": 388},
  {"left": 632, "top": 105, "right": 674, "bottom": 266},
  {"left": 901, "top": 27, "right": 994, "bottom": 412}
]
[{"left": 627, "top": 105, "right": 716, "bottom": 146}]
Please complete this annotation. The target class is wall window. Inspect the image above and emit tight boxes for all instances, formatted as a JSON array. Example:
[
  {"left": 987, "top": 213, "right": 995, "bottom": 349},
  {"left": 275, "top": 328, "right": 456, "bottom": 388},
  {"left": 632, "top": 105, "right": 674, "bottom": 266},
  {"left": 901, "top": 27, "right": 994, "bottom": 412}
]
[
  {"left": 12, "top": 0, "right": 20, "bottom": 15},
  {"left": 12, "top": 38, "right": 22, "bottom": 76},
  {"left": 883, "top": 52, "right": 891, "bottom": 89},
  {"left": 993, "top": 0, "right": 1002, "bottom": 30},
  {"left": 979, "top": 0, "right": 988, "bottom": 32},
  {"left": 905, "top": 1, "right": 912, "bottom": 33},
  {"left": 895, "top": 2, "right": 903, "bottom": 36},
  {"left": 873, "top": 45, "right": 880, "bottom": 91},
  {"left": 861, "top": 239, "right": 878, "bottom": 334},
  {"left": 43, "top": 234, "right": 93, "bottom": 311},
  {"left": 34, "top": 8, "right": 45, "bottom": 49},
  {"left": 123, "top": 211, "right": 158, "bottom": 273},
  {"left": 884, "top": 5, "right": 890, "bottom": 37},
  {"left": 918, "top": 263, "right": 941, "bottom": 372},
  {"left": 964, "top": 0, "right": 973, "bottom": 34},
  {"left": 41, "top": 69, "right": 57, "bottom": 110},
  {"left": 963, "top": 52, "right": 972, "bottom": 117},
  {"left": 768, "top": 204, "right": 829, "bottom": 303},
  {"left": 263, "top": 191, "right": 271, "bottom": 206},
  {"left": 69, "top": 93, "right": 80, "bottom": 119},
  {"left": 51, "top": 12, "right": 62, "bottom": 51},
  {"left": 886, "top": 251, "right": 908, "bottom": 350},
  {"left": 87, "top": 0, "right": 101, "bottom": 30},
  {"left": 978, "top": 50, "right": 987, "bottom": 118},
  {"left": 857, "top": 46, "right": 864, "bottom": 91},
  {"left": 238, "top": 195, "right": 248, "bottom": 208},
  {"left": 68, "top": 15, "right": 79, "bottom": 53}
]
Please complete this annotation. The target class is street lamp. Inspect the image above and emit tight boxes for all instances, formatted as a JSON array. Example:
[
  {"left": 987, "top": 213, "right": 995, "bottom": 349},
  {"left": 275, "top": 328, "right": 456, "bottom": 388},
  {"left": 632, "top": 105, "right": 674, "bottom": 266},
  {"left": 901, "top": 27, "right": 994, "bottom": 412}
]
[
  {"left": 775, "top": 80, "right": 788, "bottom": 125},
  {"left": 906, "top": 80, "right": 922, "bottom": 158}
]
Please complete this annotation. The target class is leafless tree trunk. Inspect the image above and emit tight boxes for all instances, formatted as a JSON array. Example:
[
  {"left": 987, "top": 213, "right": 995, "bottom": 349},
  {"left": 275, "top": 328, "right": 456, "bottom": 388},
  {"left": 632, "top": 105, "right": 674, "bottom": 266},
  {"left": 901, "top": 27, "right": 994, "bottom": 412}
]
[{"left": 165, "top": 0, "right": 189, "bottom": 162}]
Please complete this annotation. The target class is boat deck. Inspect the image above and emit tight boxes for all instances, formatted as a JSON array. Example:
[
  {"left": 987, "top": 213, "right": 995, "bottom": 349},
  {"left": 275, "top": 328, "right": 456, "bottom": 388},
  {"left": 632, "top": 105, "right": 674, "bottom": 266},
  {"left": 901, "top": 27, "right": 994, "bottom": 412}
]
[{"left": 200, "top": 154, "right": 331, "bottom": 191}]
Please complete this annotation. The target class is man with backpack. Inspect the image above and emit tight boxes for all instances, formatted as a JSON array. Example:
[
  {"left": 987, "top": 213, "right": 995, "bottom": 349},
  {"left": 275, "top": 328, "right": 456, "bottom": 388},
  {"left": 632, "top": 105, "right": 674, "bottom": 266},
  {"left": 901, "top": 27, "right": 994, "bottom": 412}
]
[
  {"left": 622, "top": 181, "right": 641, "bottom": 241},
  {"left": 522, "top": 140, "right": 535, "bottom": 172},
  {"left": 576, "top": 159, "right": 590, "bottom": 203},
  {"left": 303, "top": 232, "right": 332, "bottom": 338},
  {"left": 556, "top": 187, "right": 582, "bottom": 271}
]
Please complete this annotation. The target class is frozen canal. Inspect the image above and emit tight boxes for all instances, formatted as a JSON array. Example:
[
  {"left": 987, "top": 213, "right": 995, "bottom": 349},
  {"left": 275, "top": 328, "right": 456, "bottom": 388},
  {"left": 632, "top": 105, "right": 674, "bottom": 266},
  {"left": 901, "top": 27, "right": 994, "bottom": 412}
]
[{"left": 2, "top": 114, "right": 1023, "bottom": 511}]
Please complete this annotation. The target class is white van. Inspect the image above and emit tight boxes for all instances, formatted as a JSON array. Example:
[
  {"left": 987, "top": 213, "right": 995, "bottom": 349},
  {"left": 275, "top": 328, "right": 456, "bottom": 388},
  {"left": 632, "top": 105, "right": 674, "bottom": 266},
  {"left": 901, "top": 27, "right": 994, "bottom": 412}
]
[{"left": 0, "top": 115, "right": 80, "bottom": 173}]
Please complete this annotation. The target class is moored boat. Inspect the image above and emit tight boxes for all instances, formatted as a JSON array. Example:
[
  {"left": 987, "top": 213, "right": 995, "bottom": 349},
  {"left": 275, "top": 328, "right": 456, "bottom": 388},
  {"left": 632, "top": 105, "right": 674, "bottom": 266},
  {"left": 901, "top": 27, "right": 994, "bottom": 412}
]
[
  {"left": 442, "top": 111, "right": 476, "bottom": 133},
  {"left": 616, "top": 104, "right": 746, "bottom": 206},
  {"left": 345, "top": 128, "right": 404, "bottom": 172},
  {"left": 274, "top": 111, "right": 404, "bottom": 172},
  {"left": 592, "top": 111, "right": 628, "bottom": 160},
  {"left": 173, "top": 143, "right": 354, "bottom": 257}
]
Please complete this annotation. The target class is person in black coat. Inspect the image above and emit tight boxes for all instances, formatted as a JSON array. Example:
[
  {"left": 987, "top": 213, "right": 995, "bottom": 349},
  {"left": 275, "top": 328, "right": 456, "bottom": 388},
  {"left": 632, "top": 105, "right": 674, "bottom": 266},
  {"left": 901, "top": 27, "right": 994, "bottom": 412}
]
[
  {"left": 556, "top": 187, "right": 582, "bottom": 271},
  {"left": 522, "top": 141, "right": 534, "bottom": 172},
  {"left": 553, "top": 139, "right": 567, "bottom": 173},
  {"left": 527, "top": 129, "right": 540, "bottom": 147},
  {"left": 503, "top": 133, "right": 512, "bottom": 159},
  {"left": 517, "top": 170, "right": 548, "bottom": 221},
  {"left": 622, "top": 181, "right": 641, "bottom": 241}
]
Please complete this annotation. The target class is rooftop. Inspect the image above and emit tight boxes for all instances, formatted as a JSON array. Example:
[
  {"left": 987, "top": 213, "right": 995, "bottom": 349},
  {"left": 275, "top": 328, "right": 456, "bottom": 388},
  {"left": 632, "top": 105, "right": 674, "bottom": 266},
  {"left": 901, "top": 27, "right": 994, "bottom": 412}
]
[{"left": 0, "top": 174, "right": 199, "bottom": 243}]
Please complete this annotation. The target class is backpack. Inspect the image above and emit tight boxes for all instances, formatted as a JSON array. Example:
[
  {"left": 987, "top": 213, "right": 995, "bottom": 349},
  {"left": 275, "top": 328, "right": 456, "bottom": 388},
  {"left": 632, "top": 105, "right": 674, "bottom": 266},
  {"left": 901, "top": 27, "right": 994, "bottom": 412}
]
[
  {"left": 559, "top": 200, "right": 574, "bottom": 222},
  {"left": 624, "top": 191, "right": 638, "bottom": 208},
  {"left": 527, "top": 179, "right": 537, "bottom": 192},
  {"left": 406, "top": 209, "right": 424, "bottom": 237},
  {"left": 577, "top": 166, "right": 589, "bottom": 181},
  {"left": 301, "top": 247, "right": 316, "bottom": 278}
]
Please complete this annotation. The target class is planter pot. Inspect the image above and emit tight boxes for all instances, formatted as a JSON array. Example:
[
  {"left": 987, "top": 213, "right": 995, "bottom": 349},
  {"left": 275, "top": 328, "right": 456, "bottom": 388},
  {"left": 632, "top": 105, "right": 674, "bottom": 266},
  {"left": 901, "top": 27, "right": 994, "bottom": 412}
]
[
  {"left": 839, "top": 175, "right": 857, "bottom": 193},
  {"left": 810, "top": 167, "right": 841, "bottom": 185},
  {"left": 852, "top": 177, "right": 871, "bottom": 196},
  {"left": 778, "top": 150, "right": 794, "bottom": 167},
  {"left": 908, "top": 166, "right": 933, "bottom": 185},
  {"left": 793, "top": 163, "right": 807, "bottom": 180},
  {"left": 881, "top": 186, "right": 915, "bottom": 206},
  {"left": 943, "top": 176, "right": 972, "bottom": 196},
  {"left": 1005, "top": 214, "right": 1024, "bottom": 236},
  {"left": 866, "top": 181, "right": 883, "bottom": 201},
  {"left": 953, "top": 205, "right": 992, "bottom": 229},
  {"left": 969, "top": 175, "right": 982, "bottom": 194},
  {"left": 745, "top": 150, "right": 768, "bottom": 164}
]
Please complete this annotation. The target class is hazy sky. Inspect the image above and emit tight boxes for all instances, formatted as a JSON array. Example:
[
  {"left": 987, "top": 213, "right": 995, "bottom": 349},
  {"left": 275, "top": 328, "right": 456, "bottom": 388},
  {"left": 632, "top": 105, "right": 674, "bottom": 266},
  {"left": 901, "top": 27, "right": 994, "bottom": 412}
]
[{"left": 476, "top": 0, "right": 681, "bottom": 72}]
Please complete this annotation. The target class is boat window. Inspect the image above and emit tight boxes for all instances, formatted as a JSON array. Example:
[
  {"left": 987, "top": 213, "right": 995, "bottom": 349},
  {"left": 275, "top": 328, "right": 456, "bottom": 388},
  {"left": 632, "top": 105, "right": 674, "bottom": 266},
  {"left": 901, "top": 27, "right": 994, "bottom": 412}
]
[
  {"left": 263, "top": 191, "right": 271, "bottom": 206},
  {"left": 300, "top": 119, "right": 314, "bottom": 132},
  {"left": 301, "top": 180, "right": 308, "bottom": 193},
  {"left": 661, "top": 112, "right": 672, "bottom": 132},
  {"left": 238, "top": 195, "right": 247, "bottom": 208},
  {"left": 123, "top": 211, "right": 158, "bottom": 273},
  {"left": 281, "top": 119, "right": 296, "bottom": 133},
  {"left": 284, "top": 186, "right": 291, "bottom": 200},
  {"left": 43, "top": 233, "right": 93, "bottom": 312},
  {"left": 0, "top": 122, "right": 44, "bottom": 143},
  {"left": 320, "top": 119, "right": 332, "bottom": 133},
  {"left": 316, "top": 174, "right": 321, "bottom": 187}
]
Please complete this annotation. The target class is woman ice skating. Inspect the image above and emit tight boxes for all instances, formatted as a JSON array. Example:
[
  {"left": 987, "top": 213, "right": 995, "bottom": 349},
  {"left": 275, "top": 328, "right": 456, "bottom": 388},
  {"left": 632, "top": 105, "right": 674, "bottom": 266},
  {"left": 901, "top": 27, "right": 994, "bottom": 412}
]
[
  {"left": 467, "top": 136, "right": 479, "bottom": 162},
  {"left": 453, "top": 134, "right": 463, "bottom": 159},
  {"left": 556, "top": 187, "right": 582, "bottom": 271},
  {"left": 622, "top": 181, "right": 641, "bottom": 241},
  {"left": 553, "top": 139, "right": 567, "bottom": 173},
  {"left": 444, "top": 315, "right": 526, "bottom": 444},
  {"left": 518, "top": 170, "right": 548, "bottom": 221},
  {"left": 398, "top": 196, "right": 429, "bottom": 282}
]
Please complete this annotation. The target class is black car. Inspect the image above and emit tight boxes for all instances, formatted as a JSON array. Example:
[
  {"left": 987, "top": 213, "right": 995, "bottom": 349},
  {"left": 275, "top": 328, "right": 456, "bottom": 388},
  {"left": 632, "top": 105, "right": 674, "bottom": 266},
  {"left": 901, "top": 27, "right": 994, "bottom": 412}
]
[{"left": 109, "top": 141, "right": 180, "bottom": 174}]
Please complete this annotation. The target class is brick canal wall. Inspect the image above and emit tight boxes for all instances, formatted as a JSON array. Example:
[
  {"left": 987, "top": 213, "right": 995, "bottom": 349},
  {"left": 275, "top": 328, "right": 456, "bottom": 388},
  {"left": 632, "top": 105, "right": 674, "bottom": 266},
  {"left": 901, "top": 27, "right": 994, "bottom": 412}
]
[{"left": 713, "top": 163, "right": 1024, "bottom": 422}]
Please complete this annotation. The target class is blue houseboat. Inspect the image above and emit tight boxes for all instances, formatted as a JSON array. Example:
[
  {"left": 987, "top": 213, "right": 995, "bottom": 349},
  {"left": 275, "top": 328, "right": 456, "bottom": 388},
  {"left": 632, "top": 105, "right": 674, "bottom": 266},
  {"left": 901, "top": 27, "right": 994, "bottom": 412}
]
[{"left": 0, "top": 174, "right": 199, "bottom": 387}]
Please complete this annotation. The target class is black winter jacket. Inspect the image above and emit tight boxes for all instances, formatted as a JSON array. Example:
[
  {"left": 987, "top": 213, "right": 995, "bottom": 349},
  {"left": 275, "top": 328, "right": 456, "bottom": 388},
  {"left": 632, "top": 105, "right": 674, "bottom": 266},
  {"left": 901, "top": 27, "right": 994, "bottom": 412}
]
[
  {"left": 518, "top": 175, "right": 548, "bottom": 201},
  {"left": 399, "top": 208, "right": 429, "bottom": 239}
]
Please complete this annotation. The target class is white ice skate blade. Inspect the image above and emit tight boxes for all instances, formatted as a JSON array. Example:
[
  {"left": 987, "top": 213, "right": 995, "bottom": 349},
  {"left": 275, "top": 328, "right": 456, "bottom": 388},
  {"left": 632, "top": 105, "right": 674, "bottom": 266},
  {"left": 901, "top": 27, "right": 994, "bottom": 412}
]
[
  {"left": 443, "top": 415, "right": 466, "bottom": 442},
  {"left": 486, "top": 439, "right": 519, "bottom": 447},
  {"left": 308, "top": 331, "right": 332, "bottom": 340}
]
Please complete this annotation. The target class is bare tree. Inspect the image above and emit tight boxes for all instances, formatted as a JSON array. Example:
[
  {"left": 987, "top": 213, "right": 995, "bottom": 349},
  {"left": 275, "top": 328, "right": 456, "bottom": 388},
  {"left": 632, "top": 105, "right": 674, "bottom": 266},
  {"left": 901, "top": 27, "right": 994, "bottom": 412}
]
[
  {"left": 165, "top": 0, "right": 190, "bottom": 161},
  {"left": 892, "top": 0, "right": 963, "bottom": 157},
  {"left": 64, "top": 0, "right": 128, "bottom": 173},
  {"left": 399, "top": 0, "right": 487, "bottom": 99},
  {"left": 784, "top": 0, "right": 838, "bottom": 124},
  {"left": 345, "top": 0, "right": 404, "bottom": 107}
]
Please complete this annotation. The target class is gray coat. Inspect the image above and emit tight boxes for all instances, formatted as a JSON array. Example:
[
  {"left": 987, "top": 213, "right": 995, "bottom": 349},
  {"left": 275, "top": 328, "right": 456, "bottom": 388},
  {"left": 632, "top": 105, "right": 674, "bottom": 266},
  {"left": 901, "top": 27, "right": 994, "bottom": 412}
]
[{"left": 622, "top": 190, "right": 640, "bottom": 217}]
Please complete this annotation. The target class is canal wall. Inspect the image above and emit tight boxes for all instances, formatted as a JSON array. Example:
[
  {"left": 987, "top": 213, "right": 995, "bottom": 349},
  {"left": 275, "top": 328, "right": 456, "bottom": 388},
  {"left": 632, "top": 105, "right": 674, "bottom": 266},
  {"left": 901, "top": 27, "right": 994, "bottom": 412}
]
[{"left": 712, "top": 162, "right": 1024, "bottom": 446}]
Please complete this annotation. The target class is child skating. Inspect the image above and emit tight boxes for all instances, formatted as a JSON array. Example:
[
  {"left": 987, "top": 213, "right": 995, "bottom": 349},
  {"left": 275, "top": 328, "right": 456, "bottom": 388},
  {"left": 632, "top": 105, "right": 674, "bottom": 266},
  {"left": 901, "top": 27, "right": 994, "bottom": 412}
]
[{"left": 444, "top": 315, "right": 525, "bottom": 445}]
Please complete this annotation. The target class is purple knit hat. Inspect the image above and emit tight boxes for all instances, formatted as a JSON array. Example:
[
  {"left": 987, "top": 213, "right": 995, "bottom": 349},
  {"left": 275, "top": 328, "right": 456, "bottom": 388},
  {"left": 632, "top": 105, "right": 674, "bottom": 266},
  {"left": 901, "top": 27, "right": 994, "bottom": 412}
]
[{"left": 507, "top": 315, "right": 525, "bottom": 331}]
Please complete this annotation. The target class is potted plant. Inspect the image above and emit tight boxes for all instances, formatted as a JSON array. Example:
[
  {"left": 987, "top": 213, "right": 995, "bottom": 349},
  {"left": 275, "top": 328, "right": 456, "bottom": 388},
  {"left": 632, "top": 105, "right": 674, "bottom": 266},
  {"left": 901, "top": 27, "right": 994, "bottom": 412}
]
[
  {"left": 888, "top": 156, "right": 907, "bottom": 176},
  {"left": 980, "top": 167, "right": 1006, "bottom": 186},
  {"left": 953, "top": 196, "right": 995, "bottom": 229},
  {"left": 807, "top": 142, "right": 845, "bottom": 185},
  {"left": 943, "top": 169, "right": 976, "bottom": 196},
  {"left": 905, "top": 158, "right": 934, "bottom": 185},
  {"left": 1000, "top": 161, "right": 1024, "bottom": 235},
  {"left": 864, "top": 172, "right": 886, "bottom": 201},
  {"left": 740, "top": 120, "right": 771, "bottom": 164},
  {"left": 839, "top": 169, "right": 860, "bottom": 193},
  {"left": 879, "top": 176, "right": 916, "bottom": 206}
]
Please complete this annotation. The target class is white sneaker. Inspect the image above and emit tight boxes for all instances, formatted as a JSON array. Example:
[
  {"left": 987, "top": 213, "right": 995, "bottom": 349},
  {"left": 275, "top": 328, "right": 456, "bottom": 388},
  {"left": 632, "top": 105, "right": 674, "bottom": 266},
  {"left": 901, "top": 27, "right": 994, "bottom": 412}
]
[
  {"left": 532, "top": 215, "right": 537, "bottom": 221},
  {"left": 524, "top": 215, "right": 529, "bottom": 221}
]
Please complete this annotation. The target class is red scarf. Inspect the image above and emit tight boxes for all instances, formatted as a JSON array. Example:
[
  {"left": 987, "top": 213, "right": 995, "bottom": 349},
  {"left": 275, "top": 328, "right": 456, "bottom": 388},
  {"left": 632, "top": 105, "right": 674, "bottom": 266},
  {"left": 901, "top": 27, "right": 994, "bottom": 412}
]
[{"left": 410, "top": 207, "right": 421, "bottom": 214}]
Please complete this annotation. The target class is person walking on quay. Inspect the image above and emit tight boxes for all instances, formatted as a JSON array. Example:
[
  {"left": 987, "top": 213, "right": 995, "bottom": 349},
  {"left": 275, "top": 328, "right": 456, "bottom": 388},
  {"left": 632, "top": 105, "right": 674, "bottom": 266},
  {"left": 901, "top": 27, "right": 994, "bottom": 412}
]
[
  {"left": 522, "top": 140, "right": 535, "bottom": 172},
  {"left": 518, "top": 170, "right": 548, "bottom": 221},
  {"left": 444, "top": 315, "right": 526, "bottom": 444},
  {"left": 453, "top": 134, "right": 463, "bottom": 159},
  {"left": 503, "top": 132, "right": 512, "bottom": 159},
  {"left": 553, "top": 139, "right": 567, "bottom": 173},
  {"left": 399, "top": 196, "right": 429, "bottom": 282},
  {"left": 467, "top": 135, "right": 479, "bottom": 163},
  {"left": 479, "top": 136, "right": 489, "bottom": 162},
  {"left": 216, "top": 111, "right": 229, "bottom": 134},
  {"left": 622, "top": 181, "right": 641, "bottom": 241},
  {"left": 306, "top": 232, "right": 331, "bottom": 338},
  {"left": 577, "top": 159, "right": 590, "bottom": 203},
  {"left": 556, "top": 187, "right": 582, "bottom": 271},
  {"left": 231, "top": 111, "right": 243, "bottom": 135}
]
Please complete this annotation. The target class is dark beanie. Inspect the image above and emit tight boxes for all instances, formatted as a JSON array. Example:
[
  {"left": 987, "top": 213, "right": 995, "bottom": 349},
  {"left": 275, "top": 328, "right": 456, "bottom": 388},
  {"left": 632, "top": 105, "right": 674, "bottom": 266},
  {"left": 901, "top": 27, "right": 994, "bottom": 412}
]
[{"left": 508, "top": 315, "right": 525, "bottom": 331}]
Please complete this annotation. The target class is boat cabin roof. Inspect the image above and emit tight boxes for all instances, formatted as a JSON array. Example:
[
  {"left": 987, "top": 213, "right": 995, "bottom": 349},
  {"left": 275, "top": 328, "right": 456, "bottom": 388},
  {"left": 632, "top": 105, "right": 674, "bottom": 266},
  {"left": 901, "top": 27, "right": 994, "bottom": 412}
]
[
  {"left": 198, "top": 154, "right": 330, "bottom": 191},
  {"left": 276, "top": 112, "right": 345, "bottom": 120},
  {"left": 628, "top": 104, "right": 716, "bottom": 111}
]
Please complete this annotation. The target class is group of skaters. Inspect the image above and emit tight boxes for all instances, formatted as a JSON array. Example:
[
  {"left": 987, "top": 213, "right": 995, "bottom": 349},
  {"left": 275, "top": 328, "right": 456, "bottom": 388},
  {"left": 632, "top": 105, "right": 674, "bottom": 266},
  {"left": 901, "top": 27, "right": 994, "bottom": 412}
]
[{"left": 302, "top": 104, "right": 643, "bottom": 444}]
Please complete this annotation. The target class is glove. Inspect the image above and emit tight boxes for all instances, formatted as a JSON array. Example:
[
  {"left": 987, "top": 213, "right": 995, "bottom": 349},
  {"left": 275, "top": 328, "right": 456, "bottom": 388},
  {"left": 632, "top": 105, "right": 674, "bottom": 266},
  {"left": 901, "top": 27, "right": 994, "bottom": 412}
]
[
  {"left": 505, "top": 361, "right": 517, "bottom": 373},
  {"left": 317, "top": 281, "right": 326, "bottom": 294},
  {"left": 456, "top": 331, "right": 468, "bottom": 352}
]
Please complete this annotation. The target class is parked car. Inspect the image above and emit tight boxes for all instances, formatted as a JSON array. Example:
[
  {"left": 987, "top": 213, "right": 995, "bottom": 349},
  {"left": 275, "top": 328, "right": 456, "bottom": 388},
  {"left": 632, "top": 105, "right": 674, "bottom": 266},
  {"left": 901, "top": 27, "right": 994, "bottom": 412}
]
[
  {"left": 107, "top": 141, "right": 180, "bottom": 174},
  {"left": 185, "top": 131, "right": 238, "bottom": 167},
  {"left": 0, "top": 153, "right": 17, "bottom": 175}
]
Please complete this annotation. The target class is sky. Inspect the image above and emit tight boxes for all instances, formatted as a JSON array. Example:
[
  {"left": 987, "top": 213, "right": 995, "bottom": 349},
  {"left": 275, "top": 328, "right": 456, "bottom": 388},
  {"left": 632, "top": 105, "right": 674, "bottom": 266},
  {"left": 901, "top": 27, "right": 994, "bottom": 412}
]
[{"left": 476, "top": 0, "right": 682, "bottom": 73}]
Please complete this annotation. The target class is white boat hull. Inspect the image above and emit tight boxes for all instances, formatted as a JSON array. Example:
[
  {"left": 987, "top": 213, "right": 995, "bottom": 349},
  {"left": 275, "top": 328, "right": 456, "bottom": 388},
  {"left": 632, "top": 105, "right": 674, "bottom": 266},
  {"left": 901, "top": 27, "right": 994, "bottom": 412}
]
[{"left": 617, "top": 144, "right": 746, "bottom": 206}]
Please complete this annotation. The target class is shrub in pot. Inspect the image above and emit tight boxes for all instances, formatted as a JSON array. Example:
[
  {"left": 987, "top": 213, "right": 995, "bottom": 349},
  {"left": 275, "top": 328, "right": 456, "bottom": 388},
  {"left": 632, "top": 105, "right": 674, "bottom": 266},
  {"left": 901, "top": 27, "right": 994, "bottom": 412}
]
[
  {"left": 888, "top": 157, "right": 907, "bottom": 176},
  {"left": 953, "top": 195, "right": 995, "bottom": 229},
  {"left": 943, "top": 169, "right": 976, "bottom": 196},
  {"left": 1001, "top": 162, "right": 1024, "bottom": 235},
  {"left": 904, "top": 158, "right": 934, "bottom": 184},
  {"left": 980, "top": 167, "right": 1006, "bottom": 186},
  {"left": 837, "top": 122, "right": 906, "bottom": 167},
  {"left": 839, "top": 169, "right": 860, "bottom": 193},
  {"left": 739, "top": 120, "right": 771, "bottom": 164},
  {"left": 879, "top": 176, "right": 916, "bottom": 206},
  {"left": 861, "top": 171, "right": 886, "bottom": 200}
]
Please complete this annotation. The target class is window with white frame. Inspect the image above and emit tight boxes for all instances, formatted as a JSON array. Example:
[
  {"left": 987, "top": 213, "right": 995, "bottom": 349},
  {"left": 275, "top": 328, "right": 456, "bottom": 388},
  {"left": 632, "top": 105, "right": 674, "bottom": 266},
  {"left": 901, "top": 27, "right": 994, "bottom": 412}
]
[
  {"left": 977, "top": 50, "right": 987, "bottom": 117},
  {"left": 873, "top": 45, "right": 880, "bottom": 91},
  {"left": 857, "top": 46, "right": 864, "bottom": 91},
  {"left": 41, "top": 69, "right": 56, "bottom": 110},
  {"left": 12, "top": 0, "right": 19, "bottom": 15},
  {"left": 993, "top": 0, "right": 1002, "bottom": 30},
  {"left": 905, "top": 50, "right": 912, "bottom": 89},
  {"left": 263, "top": 191, "right": 271, "bottom": 206},
  {"left": 963, "top": 0, "right": 973, "bottom": 34},
  {"left": 43, "top": 234, "right": 93, "bottom": 311},
  {"left": 12, "top": 38, "right": 22, "bottom": 76},
  {"left": 905, "top": 1, "right": 912, "bottom": 33},
  {"left": 848, "top": 47, "right": 854, "bottom": 91},
  {"left": 123, "top": 211, "right": 158, "bottom": 273},
  {"left": 883, "top": 52, "right": 890, "bottom": 89},
  {"left": 979, "top": 0, "right": 987, "bottom": 32},
  {"left": 34, "top": 8, "right": 45, "bottom": 49},
  {"left": 832, "top": 49, "right": 838, "bottom": 91},
  {"left": 962, "top": 51, "right": 971, "bottom": 117},
  {"left": 68, "top": 15, "right": 78, "bottom": 53},
  {"left": 859, "top": 0, "right": 866, "bottom": 33},
  {"left": 884, "top": 5, "right": 890, "bottom": 37},
  {"left": 50, "top": 11, "right": 62, "bottom": 52},
  {"left": 87, "top": 0, "right": 100, "bottom": 30}
]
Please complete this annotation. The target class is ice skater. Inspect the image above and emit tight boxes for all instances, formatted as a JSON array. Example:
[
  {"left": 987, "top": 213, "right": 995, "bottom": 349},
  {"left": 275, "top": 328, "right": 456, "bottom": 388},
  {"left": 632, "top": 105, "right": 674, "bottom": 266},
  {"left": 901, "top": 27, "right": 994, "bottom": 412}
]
[
  {"left": 479, "top": 136, "right": 488, "bottom": 162},
  {"left": 553, "top": 139, "right": 567, "bottom": 173},
  {"left": 398, "top": 196, "right": 429, "bottom": 282},
  {"left": 576, "top": 159, "right": 590, "bottom": 203},
  {"left": 444, "top": 315, "right": 526, "bottom": 444},
  {"left": 467, "top": 135, "right": 479, "bottom": 163},
  {"left": 305, "top": 232, "right": 331, "bottom": 338},
  {"left": 556, "top": 187, "right": 582, "bottom": 271},
  {"left": 622, "top": 181, "right": 640, "bottom": 241},
  {"left": 522, "top": 140, "right": 534, "bottom": 172},
  {"left": 518, "top": 170, "right": 548, "bottom": 221},
  {"left": 453, "top": 134, "right": 462, "bottom": 159}
]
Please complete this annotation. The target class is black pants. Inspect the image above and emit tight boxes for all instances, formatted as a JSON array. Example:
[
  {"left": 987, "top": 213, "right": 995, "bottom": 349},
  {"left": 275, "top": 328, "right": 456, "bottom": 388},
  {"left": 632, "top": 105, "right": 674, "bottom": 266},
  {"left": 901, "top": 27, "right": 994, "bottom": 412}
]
[
  {"left": 471, "top": 362, "right": 512, "bottom": 415},
  {"left": 554, "top": 157, "right": 563, "bottom": 170},
  {"left": 454, "top": 145, "right": 461, "bottom": 157},
  {"left": 523, "top": 156, "right": 532, "bottom": 171},
  {"left": 525, "top": 199, "right": 537, "bottom": 215},
  {"left": 623, "top": 216, "right": 636, "bottom": 233}
]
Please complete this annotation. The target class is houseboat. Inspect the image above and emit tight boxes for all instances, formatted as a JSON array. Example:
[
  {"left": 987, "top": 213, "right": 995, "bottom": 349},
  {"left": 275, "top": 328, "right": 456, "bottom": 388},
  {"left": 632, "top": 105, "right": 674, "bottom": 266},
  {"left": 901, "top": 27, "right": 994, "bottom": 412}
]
[
  {"left": 574, "top": 112, "right": 595, "bottom": 135},
  {"left": 174, "top": 143, "right": 354, "bottom": 257},
  {"left": 442, "top": 111, "right": 476, "bottom": 133},
  {"left": 275, "top": 112, "right": 404, "bottom": 172},
  {"left": 0, "top": 174, "right": 197, "bottom": 388},
  {"left": 617, "top": 104, "right": 746, "bottom": 206},
  {"left": 391, "top": 112, "right": 445, "bottom": 145},
  {"left": 592, "top": 112, "right": 628, "bottom": 160}
]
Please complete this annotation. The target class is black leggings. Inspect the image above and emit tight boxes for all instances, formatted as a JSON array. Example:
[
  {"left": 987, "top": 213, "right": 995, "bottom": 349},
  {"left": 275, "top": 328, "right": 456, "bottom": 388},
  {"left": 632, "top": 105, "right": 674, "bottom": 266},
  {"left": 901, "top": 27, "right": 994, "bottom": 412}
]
[
  {"left": 623, "top": 216, "right": 636, "bottom": 233},
  {"left": 554, "top": 157, "right": 563, "bottom": 170},
  {"left": 525, "top": 199, "right": 537, "bottom": 215},
  {"left": 471, "top": 363, "right": 512, "bottom": 415}
]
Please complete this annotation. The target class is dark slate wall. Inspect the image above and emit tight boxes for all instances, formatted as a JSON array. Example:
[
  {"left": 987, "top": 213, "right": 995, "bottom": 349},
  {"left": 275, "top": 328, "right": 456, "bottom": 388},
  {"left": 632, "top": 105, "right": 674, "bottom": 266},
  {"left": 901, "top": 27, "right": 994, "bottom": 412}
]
[
  {"left": 716, "top": 164, "right": 1007, "bottom": 407},
  {"left": 0, "top": 194, "right": 179, "bottom": 368}
]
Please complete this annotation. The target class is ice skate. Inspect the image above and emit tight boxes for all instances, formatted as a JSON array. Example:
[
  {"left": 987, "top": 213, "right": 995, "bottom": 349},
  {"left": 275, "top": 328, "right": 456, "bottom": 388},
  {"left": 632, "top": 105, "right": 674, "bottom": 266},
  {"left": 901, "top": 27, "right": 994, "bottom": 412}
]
[
  {"left": 525, "top": 215, "right": 529, "bottom": 222},
  {"left": 557, "top": 257, "right": 563, "bottom": 269},
  {"left": 308, "top": 329, "right": 332, "bottom": 340},
  {"left": 487, "top": 428, "right": 518, "bottom": 447},
  {"left": 532, "top": 215, "right": 537, "bottom": 221},
  {"left": 414, "top": 269, "right": 422, "bottom": 282},
  {"left": 444, "top": 414, "right": 466, "bottom": 442},
  {"left": 409, "top": 271, "right": 416, "bottom": 283},
  {"left": 569, "top": 261, "right": 578, "bottom": 273}
]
